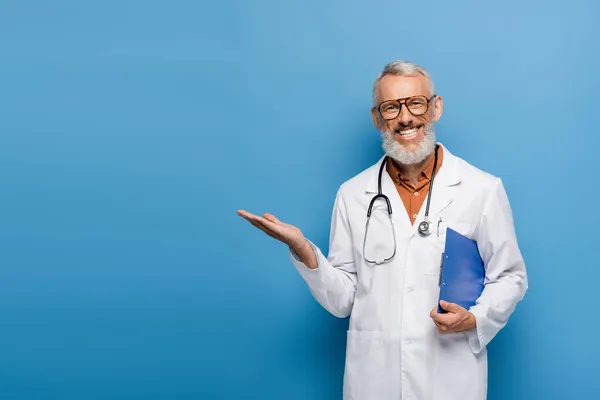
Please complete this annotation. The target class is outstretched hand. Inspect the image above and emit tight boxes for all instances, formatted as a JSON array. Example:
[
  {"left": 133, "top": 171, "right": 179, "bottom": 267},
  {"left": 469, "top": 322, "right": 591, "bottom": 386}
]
[{"left": 237, "top": 210, "right": 318, "bottom": 269}]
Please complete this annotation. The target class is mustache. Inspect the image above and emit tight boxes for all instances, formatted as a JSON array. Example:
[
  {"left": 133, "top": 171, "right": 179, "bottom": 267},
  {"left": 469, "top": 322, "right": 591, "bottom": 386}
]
[
  {"left": 385, "top": 122, "right": 433, "bottom": 135},
  {"left": 395, "top": 124, "right": 421, "bottom": 131},
  {"left": 388, "top": 124, "right": 423, "bottom": 134}
]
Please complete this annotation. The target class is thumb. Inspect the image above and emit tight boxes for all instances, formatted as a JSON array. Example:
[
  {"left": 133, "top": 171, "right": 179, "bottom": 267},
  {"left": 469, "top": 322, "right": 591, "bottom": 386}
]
[
  {"left": 439, "top": 300, "right": 461, "bottom": 313},
  {"left": 263, "top": 213, "right": 281, "bottom": 224}
]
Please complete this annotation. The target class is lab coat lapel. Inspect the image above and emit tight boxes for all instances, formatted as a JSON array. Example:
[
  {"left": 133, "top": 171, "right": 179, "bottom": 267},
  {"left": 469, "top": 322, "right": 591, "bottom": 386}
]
[
  {"left": 365, "top": 145, "right": 462, "bottom": 229},
  {"left": 426, "top": 144, "right": 461, "bottom": 218}
]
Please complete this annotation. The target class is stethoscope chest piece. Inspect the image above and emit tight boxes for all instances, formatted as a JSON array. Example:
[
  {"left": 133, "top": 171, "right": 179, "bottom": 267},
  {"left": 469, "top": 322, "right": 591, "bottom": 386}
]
[{"left": 417, "top": 219, "right": 433, "bottom": 237}]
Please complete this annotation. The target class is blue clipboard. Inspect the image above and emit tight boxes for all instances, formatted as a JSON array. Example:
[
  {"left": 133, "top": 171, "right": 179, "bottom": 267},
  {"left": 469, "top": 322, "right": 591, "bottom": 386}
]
[{"left": 438, "top": 227, "right": 485, "bottom": 313}]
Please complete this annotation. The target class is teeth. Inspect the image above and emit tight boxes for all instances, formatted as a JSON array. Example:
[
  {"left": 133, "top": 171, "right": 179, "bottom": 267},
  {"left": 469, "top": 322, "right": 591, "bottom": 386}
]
[{"left": 397, "top": 128, "right": 418, "bottom": 136}]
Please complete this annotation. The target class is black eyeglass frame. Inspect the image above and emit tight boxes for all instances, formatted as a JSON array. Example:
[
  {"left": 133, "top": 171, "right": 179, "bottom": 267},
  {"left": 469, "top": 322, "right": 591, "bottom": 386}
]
[{"left": 373, "top": 94, "right": 437, "bottom": 120}]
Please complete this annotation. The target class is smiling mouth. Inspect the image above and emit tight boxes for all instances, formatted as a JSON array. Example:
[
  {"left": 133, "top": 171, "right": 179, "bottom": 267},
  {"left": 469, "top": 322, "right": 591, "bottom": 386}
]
[{"left": 394, "top": 127, "right": 419, "bottom": 139}]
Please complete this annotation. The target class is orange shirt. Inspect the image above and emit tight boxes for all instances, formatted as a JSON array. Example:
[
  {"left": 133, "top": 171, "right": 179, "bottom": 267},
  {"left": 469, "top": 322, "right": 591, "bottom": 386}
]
[{"left": 385, "top": 146, "right": 444, "bottom": 225}]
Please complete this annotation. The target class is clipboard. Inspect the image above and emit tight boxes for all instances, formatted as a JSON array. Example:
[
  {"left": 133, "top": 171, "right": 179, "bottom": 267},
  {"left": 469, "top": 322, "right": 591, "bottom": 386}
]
[{"left": 438, "top": 227, "right": 485, "bottom": 313}]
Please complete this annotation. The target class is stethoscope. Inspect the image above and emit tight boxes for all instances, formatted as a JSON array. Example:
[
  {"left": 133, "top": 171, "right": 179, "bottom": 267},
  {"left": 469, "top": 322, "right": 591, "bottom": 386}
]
[{"left": 363, "top": 145, "right": 439, "bottom": 265}]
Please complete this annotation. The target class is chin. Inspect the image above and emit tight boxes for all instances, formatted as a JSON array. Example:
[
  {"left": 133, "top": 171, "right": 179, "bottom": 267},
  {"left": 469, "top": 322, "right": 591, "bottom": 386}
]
[
  {"left": 381, "top": 123, "right": 437, "bottom": 165},
  {"left": 394, "top": 133, "right": 425, "bottom": 152}
]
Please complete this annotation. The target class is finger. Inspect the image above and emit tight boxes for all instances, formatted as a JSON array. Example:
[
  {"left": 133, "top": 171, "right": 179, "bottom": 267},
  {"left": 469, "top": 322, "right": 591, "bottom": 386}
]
[
  {"left": 237, "top": 210, "right": 256, "bottom": 218},
  {"left": 434, "top": 321, "right": 449, "bottom": 333},
  {"left": 239, "top": 212, "right": 262, "bottom": 226},
  {"left": 239, "top": 212, "right": 276, "bottom": 229},
  {"left": 430, "top": 306, "right": 448, "bottom": 324},
  {"left": 253, "top": 215, "right": 280, "bottom": 232},
  {"left": 247, "top": 218, "right": 273, "bottom": 234},
  {"left": 249, "top": 220, "right": 285, "bottom": 242},
  {"left": 263, "top": 213, "right": 281, "bottom": 224},
  {"left": 433, "top": 317, "right": 458, "bottom": 333},
  {"left": 430, "top": 306, "right": 444, "bottom": 320},
  {"left": 432, "top": 312, "right": 458, "bottom": 327},
  {"left": 439, "top": 300, "right": 463, "bottom": 314},
  {"left": 249, "top": 216, "right": 289, "bottom": 240},
  {"left": 430, "top": 310, "right": 451, "bottom": 333},
  {"left": 238, "top": 210, "right": 261, "bottom": 223}
]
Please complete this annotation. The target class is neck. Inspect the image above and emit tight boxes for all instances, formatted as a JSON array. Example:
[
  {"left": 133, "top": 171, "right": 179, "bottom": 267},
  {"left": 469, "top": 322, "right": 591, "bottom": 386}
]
[{"left": 392, "top": 149, "right": 436, "bottom": 185}]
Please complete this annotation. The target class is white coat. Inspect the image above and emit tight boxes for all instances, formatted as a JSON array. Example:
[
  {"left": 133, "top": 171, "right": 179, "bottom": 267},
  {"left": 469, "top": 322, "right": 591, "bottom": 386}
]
[{"left": 290, "top": 143, "right": 528, "bottom": 400}]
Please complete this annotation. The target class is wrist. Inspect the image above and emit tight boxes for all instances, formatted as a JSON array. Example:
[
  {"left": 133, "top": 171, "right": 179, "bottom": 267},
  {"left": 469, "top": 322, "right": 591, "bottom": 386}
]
[
  {"left": 291, "top": 239, "right": 318, "bottom": 270},
  {"left": 290, "top": 237, "right": 309, "bottom": 255},
  {"left": 468, "top": 312, "right": 477, "bottom": 329}
]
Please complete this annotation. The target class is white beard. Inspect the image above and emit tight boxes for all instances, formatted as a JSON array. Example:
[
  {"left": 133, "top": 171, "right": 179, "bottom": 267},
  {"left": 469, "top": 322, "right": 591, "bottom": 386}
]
[{"left": 380, "top": 122, "right": 437, "bottom": 165}]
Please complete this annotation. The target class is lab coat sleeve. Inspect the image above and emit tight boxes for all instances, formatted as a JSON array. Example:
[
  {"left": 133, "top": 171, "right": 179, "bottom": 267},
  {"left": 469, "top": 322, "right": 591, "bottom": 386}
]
[
  {"left": 466, "top": 178, "right": 528, "bottom": 354},
  {"left": 289, "top": 190, "right": 357, "bottom": 318}
]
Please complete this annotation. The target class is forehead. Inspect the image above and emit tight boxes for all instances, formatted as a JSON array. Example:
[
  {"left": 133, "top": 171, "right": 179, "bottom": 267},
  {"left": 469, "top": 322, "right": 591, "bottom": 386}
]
[{"left": 376, "top": 74, "right": 431, "bottom": 102}]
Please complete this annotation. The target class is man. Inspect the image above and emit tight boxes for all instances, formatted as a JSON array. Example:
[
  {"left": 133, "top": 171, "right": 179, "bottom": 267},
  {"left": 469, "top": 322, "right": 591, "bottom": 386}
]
[{"left": 238, "top": 60, "right": 528, "bottom": 400}]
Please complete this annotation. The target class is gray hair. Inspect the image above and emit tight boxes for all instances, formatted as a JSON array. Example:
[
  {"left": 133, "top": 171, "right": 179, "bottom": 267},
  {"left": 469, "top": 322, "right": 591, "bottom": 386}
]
[{"left": 372, "top": 60, "right": 436, "bottom": 106}]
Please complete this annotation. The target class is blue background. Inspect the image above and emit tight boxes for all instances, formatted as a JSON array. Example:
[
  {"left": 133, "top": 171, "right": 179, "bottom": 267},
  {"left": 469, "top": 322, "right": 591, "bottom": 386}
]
[{"left": 1, "top": 1, "right": 598, "bottom": 399}]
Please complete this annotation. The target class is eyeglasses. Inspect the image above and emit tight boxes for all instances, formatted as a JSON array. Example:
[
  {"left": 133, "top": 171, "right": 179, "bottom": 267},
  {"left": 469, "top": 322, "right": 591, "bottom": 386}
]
[{"left": 375, "top": 95, "right": 437, "bottom": 120}]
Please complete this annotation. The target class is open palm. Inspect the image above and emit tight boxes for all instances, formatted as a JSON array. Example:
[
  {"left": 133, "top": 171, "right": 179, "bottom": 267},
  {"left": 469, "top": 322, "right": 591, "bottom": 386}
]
[{"left": 237, "top": 210, "right": 306, "bottom": 251}]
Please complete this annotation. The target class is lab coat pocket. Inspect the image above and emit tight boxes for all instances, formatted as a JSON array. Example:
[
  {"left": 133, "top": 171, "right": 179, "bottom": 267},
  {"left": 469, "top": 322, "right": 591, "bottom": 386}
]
[
  {"left": 436, "top": 220, "right": 476, "bottom": 243},
  {"left": 343, "top": 331, "right": 401, "bottom": 400},
  {"left": 422, "top": 220, "right": 476, "bottom": 286}
]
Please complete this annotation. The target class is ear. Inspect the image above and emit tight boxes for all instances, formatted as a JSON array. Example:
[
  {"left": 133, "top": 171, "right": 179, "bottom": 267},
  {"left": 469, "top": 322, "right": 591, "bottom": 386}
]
[
  {"left": 371, "top": 107, "right": 383, "bottom": 131},
  {"left": 432, "top": 96, "right": 443, "bottom": 122}
]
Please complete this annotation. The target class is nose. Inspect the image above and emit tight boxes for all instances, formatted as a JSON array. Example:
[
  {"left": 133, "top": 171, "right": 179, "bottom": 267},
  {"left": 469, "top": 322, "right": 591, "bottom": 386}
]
[{"left": 397, "top": 103, "right": 413, "bottom": 126}]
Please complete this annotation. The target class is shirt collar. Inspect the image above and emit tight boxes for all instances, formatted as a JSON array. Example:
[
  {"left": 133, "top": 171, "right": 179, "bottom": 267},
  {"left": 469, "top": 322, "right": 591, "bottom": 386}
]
[
  {"left": 366, "top": 143, "right": 461, "bottom": 194},
  {"left": 386, "top": 145, "right": 445, "bottom": 185}
]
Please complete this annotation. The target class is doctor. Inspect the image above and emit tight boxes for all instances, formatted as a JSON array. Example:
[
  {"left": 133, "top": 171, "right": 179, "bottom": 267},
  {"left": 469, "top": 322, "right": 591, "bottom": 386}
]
[{"left": 238, "top": 60, "right": 528, "bottom": 400}]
